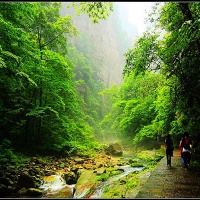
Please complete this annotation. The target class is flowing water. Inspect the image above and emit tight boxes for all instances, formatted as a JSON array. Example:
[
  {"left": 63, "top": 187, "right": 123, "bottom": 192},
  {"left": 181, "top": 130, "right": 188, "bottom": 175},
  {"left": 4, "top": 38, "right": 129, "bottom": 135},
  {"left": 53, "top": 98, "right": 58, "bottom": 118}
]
[
  {"left": 39, "top": 151, "right": 145, "bottom": 198},
  {"left": 39, "top": 174, "right": 75, "bottom": 195},
  {"left": 39, "top": 165, "right": 143, "bottom": 198},
  {"left": 88, "top": 165, "right": 143, "bottom": 198}
]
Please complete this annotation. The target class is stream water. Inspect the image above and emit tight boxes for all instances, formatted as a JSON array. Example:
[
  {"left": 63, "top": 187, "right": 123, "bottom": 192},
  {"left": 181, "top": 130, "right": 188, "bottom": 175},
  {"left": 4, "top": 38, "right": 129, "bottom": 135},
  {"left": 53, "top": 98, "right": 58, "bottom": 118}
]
[
  {"left": 39, "top": 174, "right": 74, "bottom": 192},
  {"left": 88, "top": 165, "right": 144, "bottom": 198},
  {"left": 39, "top": 165, "right": 144, "bottom": 198}
]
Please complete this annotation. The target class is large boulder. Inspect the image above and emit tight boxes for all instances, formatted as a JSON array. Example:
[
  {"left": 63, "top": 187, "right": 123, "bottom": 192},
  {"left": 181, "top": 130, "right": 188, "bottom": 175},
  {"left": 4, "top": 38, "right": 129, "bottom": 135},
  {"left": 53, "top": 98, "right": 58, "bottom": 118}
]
[
  {"left": 17, "top": 173, "right": 35, "bottom": 189},
  {"left": 74, "top": 170, "right": 99, "bottom": 198},
  {"left": 104, "top": 143, "right": 123, "bottom": 156},
  {"left": 62, "top": 171, "right": 77, "bottom": 184},
  {"left": 42, "top": 186, "right": 73, "bottom": 198}
]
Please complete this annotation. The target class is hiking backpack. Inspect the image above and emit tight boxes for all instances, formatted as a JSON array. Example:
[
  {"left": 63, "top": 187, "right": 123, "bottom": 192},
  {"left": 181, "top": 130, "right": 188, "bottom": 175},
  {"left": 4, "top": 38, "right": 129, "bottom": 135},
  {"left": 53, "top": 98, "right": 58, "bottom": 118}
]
[{"left": 183, "top": 138, "right": 190, "bottom": 149}]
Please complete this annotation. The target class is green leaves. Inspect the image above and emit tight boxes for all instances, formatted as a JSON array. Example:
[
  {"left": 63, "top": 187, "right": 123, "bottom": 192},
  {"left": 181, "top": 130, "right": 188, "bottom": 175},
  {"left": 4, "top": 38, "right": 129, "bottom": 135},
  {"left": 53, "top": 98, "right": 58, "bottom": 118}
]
[
  {"left": 72, "top": 2, "right": 113, "bottom": 23},
  {"left": 101, "top": 71, "right": 165, "bottom": 143},
  {"left": 0, "top": 45, "right": 19, "bottom": 68},
  {"left": 16, "top": 71, "right": 37, "bottom": 86},
  {"left": 123, "top": 33, "right": 161, "bottom": 77},
  {"left": 120, "top": 2, "right": 200, "bottom": 142},
  {"left": 0, "top": 2, "right": 90, "bottom": 151},
  {"left": 26, "top": 106, "right": 59, "bottom": 118}
]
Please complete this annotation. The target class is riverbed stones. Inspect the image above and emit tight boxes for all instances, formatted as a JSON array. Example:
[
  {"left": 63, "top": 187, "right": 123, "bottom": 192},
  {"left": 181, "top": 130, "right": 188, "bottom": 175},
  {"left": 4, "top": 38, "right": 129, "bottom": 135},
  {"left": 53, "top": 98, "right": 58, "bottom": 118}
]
[{"left": 2, "top": 147, "right": 157, "bottom": 198}]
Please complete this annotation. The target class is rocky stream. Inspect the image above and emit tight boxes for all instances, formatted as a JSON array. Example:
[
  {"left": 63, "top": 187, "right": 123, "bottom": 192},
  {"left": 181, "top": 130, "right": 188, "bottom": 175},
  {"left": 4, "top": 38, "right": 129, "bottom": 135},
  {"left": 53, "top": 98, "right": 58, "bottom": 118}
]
[{"left": 0, "top": 143, "right": 164, "bottom": 198}]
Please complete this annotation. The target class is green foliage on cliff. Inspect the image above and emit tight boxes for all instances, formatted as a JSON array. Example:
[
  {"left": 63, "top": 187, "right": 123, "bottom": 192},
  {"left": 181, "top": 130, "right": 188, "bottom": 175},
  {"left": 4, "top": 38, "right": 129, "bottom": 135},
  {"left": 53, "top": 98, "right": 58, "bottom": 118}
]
[
  {"left": 0, "top": 2, "right": 113, "bottom": 155},
  {"left": 101, "top": 2, "right": 200, "bottom": 147}
]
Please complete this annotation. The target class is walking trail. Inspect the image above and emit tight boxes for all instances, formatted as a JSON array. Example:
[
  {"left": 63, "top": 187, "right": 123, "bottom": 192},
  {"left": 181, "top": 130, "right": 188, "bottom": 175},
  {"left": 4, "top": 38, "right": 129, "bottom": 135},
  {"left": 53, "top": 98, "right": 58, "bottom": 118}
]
[{"left": 135, "top": 149, "right": 200, "bottom": 198}]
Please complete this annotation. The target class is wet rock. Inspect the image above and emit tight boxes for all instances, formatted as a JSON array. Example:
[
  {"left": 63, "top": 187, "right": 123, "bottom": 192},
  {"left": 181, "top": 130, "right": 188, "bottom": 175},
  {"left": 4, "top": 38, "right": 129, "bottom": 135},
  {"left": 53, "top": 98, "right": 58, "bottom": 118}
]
[
  {"left": 95, "top": 168, "right": 106, "bottom": 175},
  {"left": 44, "top": 170, "right": 50, "bottom": 176},
  {"left": 56, "top": 186, "right": 73, "bottom": 198},
  {"left": 116, "top": 168, "right": 125, "bottom": 173},
  {"left": 17, "top": 187, "right": 27, "bottom": 196},
  {"left": 97, "top": 163, "right": 103, "bottom": 168},
  {"left": 33, "top": 176, "right": 43, "bottom": 188},
  {"left": 74, "top": 170, "right": 98, "bottom": 198},
  {"left": 74, "top": 158, "right": 84, "bottom": 164},
  {"left": 11, "top": 184, "right": 21, "bottom": 194},
  {"left": 0, "top": 184, "right": 11, "bottom": 197},
  {"left": 43, "top": 185, "right": 73, "bottom": 198},
  {"left": 70, "top": 166, "right": 78, "bottom": 174},
  {"left": 128, "top": 158, "right": 139, "bottom": 164},
  {"left": 27, "top": 188, "right": 43, "bottom": 196},
  {"left": 59, "top": 163, "right": 65, "bottom": 168},
  {"left": 62, "top": 171, "right": 77, "bottom": 184},
  {"left": 28, "top": 167, "right": 40, "bottom": 176},
  {"left": 17, "top": 173, "right": 35, "bottom": 188},
  {"left": 104, "top": 143, "right": 123, "bottom": 156},
  {"left": 83, "top": 163, "right": 95, "bottom": 170}
]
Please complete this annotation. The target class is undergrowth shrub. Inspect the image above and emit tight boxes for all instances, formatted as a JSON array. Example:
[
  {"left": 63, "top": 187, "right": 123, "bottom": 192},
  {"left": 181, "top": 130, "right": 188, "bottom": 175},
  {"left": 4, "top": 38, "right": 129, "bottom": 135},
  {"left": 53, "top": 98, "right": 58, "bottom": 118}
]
[{"left": 0, "top": 139, "right": 28, "bottom": 168}]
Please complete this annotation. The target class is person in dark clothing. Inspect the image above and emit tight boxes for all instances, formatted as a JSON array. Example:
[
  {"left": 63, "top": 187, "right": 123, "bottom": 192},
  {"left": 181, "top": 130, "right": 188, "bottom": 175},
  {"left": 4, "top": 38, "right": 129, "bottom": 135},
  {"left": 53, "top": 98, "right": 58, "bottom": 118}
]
[{"left": 165, "top": 134, "right": 174, "bottom": 167}]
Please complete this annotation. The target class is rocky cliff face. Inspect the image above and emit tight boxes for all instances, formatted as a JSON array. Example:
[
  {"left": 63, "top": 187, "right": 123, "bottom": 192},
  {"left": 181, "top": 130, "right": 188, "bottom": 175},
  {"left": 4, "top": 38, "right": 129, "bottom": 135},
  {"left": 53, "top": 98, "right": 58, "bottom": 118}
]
[{"left": 60, "top": 2, "right": 137, "bottom": 87}]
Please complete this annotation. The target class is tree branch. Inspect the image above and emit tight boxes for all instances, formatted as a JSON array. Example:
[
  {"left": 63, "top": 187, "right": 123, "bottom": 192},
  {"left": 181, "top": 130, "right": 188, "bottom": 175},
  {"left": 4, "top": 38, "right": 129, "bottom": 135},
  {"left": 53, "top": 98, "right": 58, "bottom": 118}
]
[{"left": 41, "top": 31, "right": 65, "bottom": 49}]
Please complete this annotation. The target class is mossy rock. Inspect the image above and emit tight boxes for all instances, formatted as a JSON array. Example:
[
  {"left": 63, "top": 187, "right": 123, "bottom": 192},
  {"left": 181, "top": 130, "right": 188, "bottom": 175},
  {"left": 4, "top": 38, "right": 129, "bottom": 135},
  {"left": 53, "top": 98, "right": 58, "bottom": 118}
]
[
  {"left": 27, "top": 188, "right": 43, "bottom": 197},
  {"left": 42, "top": 186, "right": 72, "bottom": 198},
  {"left": 128, "top": 158, "right": 139, "bottom": 164},
  {"left": 74, "top": 170, "right": 99, "bottom": 198},
  {"left": 130, "top": 163, "right": 144, "bottom": 167}
]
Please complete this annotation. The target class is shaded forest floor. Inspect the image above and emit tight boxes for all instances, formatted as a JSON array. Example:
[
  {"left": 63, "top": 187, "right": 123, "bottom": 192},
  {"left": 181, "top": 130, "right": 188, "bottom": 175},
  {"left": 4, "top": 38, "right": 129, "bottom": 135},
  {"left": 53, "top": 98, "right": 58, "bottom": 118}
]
[{"left": 135, "top": 149, "right": 200, "bottom": 198}]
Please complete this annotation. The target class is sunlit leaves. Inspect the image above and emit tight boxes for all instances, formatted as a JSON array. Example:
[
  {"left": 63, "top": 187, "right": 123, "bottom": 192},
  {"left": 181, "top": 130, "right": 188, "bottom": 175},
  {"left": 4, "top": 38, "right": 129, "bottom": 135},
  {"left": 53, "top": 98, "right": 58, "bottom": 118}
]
[
  {"left": 123, "top": 32, "right": 161, "bottom": 77},
  {"left": 0, "top": 45, "right": 19, "bottom": 68},
  {"left": 148, "top": 2, "right": 200, "bottom": 137},
  {"left": 133, "top": 124, "right": 155, "bottom": 143},
  {"left": 102, "top": 71, "right": 165, "bottom": 141},
  {"left": 0, "top": 2, "right": 91, "bottom": 151},
  {"left": 159, "top": 2, "right": 183, "bottom": 31},
  {"left": 72, "top": 2, "right": 113, "bottom": 23}
]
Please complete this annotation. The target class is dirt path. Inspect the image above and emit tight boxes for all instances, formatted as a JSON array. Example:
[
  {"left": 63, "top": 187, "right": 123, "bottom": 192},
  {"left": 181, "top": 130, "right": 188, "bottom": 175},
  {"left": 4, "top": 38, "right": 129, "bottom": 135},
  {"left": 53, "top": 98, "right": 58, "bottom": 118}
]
[{"left": 135, "top": 149, "right": 200, "bottom": 198}]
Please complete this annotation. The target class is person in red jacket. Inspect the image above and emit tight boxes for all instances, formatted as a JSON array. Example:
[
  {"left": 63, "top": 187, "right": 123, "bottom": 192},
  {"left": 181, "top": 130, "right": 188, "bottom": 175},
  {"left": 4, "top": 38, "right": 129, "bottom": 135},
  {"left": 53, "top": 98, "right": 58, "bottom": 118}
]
[
  {"left": 179, "top": 132, "right": 193, "bottom": 170},
  {"left": 179, "top": 134, "right": 184, "bottom": 164}
]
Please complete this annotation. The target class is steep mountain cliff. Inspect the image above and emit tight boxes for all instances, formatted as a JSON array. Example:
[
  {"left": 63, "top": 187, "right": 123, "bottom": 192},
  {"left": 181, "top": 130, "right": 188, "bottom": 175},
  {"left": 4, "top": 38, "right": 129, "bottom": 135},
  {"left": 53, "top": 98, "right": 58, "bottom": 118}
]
[{"left": 60, "top": 2, "right": 138, "bottom": 87}]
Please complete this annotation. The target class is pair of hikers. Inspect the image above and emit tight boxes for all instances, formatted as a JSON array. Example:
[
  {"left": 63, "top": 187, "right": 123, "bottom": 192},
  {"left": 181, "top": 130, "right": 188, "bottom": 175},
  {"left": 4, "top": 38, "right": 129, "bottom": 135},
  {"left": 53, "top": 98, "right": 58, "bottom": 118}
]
[{"left": 165, "top": 132, "right": 192, "bottom": 169}]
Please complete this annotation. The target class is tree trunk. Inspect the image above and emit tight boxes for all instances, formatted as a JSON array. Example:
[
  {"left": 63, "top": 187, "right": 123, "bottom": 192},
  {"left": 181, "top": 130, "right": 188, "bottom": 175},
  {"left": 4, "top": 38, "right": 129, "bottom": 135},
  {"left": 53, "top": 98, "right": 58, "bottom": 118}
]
[
  {"left": 179, "top": 3, "right": 193, "bottom": 22},
  {"left": 179, "top": 3, "right": 200, "bottom": 54}
]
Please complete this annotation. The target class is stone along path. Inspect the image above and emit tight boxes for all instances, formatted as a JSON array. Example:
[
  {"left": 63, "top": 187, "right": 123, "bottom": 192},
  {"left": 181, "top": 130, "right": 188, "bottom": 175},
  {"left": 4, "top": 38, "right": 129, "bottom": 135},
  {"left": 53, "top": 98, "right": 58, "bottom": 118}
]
[{"left": 135, "top": 149, "right": 200, "bottom": 198}]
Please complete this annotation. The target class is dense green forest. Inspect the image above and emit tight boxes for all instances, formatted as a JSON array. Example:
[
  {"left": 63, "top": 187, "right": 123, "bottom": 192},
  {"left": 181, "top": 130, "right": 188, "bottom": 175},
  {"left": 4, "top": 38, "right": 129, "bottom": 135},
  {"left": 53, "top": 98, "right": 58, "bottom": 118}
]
[{"left": 1, "top": 2, "right": 200, "bottom": 160}]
